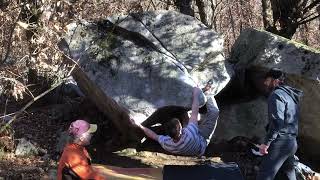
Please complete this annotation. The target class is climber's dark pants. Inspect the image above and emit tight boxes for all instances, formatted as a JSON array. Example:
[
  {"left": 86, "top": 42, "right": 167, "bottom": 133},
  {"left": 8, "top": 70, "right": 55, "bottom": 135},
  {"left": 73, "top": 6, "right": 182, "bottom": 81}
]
[{"left": 256, "top": 136, "right": 297, "bottom": 180}]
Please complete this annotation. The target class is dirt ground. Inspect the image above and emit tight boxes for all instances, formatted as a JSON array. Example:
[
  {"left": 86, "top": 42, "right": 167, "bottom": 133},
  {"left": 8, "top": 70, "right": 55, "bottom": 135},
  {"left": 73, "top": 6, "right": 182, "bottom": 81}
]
[{"left": 0, "top": 97, "right": 319, "bottom": 179}]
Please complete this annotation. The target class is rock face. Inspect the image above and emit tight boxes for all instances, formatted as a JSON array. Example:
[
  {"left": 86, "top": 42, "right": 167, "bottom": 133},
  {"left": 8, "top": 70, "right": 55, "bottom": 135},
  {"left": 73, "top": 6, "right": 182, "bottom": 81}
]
[
  {"left": 15, "top": 138, "right": 39, "bottom": 157},
  {"left": 214, "top": 97, "right": 268, "bottom": 142},
  {"left": 61, "top": 11, "right": 231, "bottom": 139},
  {"left": 223, "top": 28, "right": 320, "bottom": 159}
]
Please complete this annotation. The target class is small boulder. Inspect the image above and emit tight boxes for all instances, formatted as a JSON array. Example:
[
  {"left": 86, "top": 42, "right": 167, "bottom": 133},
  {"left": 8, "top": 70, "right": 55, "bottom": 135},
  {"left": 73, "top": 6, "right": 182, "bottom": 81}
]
[{"left": 15, "top": 138, "right": 39, "bottom": 157}]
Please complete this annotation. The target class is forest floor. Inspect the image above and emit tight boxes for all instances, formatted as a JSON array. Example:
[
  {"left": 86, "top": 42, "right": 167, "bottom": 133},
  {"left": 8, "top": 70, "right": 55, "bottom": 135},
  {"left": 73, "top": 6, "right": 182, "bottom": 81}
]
[{"left": 0, "top": 97, "right": 318, "bottom": 180}]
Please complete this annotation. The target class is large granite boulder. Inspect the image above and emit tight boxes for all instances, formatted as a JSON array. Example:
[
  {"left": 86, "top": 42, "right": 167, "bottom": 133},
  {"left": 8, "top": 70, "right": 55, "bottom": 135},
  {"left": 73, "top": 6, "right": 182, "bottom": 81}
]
[
  {"left": 222, "top": 28, "right": 320, "bottom": 158},
  {"left": 60, "top": 10, "right": 231, "bottom": 140},
  {"left": 214, "top": 97, "right": 268, "bottom": 142}
]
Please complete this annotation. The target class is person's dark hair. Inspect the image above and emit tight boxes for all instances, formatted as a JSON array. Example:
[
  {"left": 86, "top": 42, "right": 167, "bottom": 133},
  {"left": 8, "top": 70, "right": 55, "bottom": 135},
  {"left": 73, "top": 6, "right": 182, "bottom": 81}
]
[
  {"left": 265, "top": 68, "right": 285, "bottom": 81},
  {"left": 164, "top": 118, "right": 180, "bottom": 139}
]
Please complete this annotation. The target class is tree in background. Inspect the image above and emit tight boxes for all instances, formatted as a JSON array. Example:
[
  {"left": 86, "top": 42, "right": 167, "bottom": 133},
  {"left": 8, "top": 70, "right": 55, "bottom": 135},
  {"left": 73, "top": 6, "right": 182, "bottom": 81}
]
[
  {"left": 172, "top": 0, "right": 319, "bottom": 51},
  {"left": 1, "top": 0, "right": 319, "bottom": 102},
  {"left": 0, "top": 0, "right": 144, "bottom": 102},
  {"left": 176, "top": 0, "right": 227, "bottom": 29},
  {"left": 174, "top": 0, "right": 194, "bottom": 16},
  {"left": 262, "top": 0, "right": 320, "bottom": 39}
]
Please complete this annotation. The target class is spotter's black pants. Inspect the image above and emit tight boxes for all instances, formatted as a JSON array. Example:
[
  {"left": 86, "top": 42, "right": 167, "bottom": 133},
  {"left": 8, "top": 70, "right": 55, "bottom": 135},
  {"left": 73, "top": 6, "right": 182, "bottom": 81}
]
[{"left": 256, "top": 136, "right": 297, "bottom": 180}]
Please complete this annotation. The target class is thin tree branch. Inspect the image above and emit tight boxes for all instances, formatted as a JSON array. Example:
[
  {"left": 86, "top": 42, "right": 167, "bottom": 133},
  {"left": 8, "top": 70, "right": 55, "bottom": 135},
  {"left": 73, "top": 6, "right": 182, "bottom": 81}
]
[
  {"left": 299, "top": 11, "right": 318, "bottom": 23},
  {"left": 215, "top": 2, "right": 227, "bottom": 15},
  {"left": 300, "top": 0, "right": 309, "bottom": 10},
  {"left": 3, "top": 98, "right": 8, "bottom": 120},
  {"left": 149, "top": 0, "right": 157, "bottom": 10},
  {"left": 216, "top": 0, "right": 224, "bottom": 7},
  {"left": 0, "top": 77, "right": 34, "bottom": 99},
  {"left": 0, "top": 49, "right": 78, "bottom": 133},
  {"left": 298, "top": 13, "right": 320, "bottom": 25},
  {"left": 0, "top": 112, "right": 19, "bottom": 119},
  {"left": 303, "top": 0, "right": 320, "bottom": 14},
  {"left": 0, "top": 79, "right": 64, "bottom": 133}
]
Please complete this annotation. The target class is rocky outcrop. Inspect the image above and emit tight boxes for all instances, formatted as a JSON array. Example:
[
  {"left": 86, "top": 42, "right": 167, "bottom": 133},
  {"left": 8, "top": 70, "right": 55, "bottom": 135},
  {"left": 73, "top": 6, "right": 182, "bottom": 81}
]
[
  {"left": 218, "top": 28, "right": 320, "bottom": 159},
  {"left": 15, "top": 138, "right": 46, "bottom": 157},
  {"left": 214, "top": 97, "right": 268, "bottom": 142},
  {"left": 61, "top": 11, "right": 231, "bottom": 140}
]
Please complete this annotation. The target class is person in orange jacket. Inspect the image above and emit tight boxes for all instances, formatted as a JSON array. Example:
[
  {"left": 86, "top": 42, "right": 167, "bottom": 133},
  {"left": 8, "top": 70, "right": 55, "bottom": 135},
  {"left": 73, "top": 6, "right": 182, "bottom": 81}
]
[{"left": 57, "top": 120, "right": 106, "bottom": 180}]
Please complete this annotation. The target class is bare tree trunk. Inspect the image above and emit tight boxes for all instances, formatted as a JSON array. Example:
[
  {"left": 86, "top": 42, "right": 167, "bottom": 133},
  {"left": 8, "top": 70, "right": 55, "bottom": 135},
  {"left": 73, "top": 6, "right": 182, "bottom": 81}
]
[
  {"left": 166, "top": 0, "right": 171, "bottom": 10},
  {"left": 260, "top": 0, "right": 297, "bottom": 38},
  {"left": 267, "top": 0, "right": 312, "bottom": 39},
  {"left": 317, "top": 2, "right": 320, "bottom": 31},
  {"left": 210, "top": 0, "right": 224, "bottom": 31},
  {"left": 235, "top": 1, "right": 243, "bottom": 32},
  {"left": 228, "top": 7, "right": 236, "bottom": 40},
  {"left": 261, "top": 0, "right": 271, "bottom": 29},
  {"left": 195, "top": 0, "right": 209, "bottom": 26},
  {"left": 210, "top": 0, "right": 217, "bottom": 30},
  {"left": 1, "top": 11, "right": 21, "bottom": 64},
  {"left": 239, "top": 0, "right": 245, "bottom": 30},
  {"left": 20, "top": 1, "right": 52, "bottom": 93},
  {"left": 174, "top": 0, "right": 194, "bottom": 16},
  {"left": 298, "top": 24, "right": 309, "bottom": 45},
  {"left": 301, "top": 23, "right": 309, "bottom": 45}
]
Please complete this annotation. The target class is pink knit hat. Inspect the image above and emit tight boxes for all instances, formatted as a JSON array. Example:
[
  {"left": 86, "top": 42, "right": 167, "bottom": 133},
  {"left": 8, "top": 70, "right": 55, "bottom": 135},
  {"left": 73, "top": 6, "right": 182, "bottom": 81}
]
[{"left": 68, "top": 120, "right": 97, "bottom": 137}]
